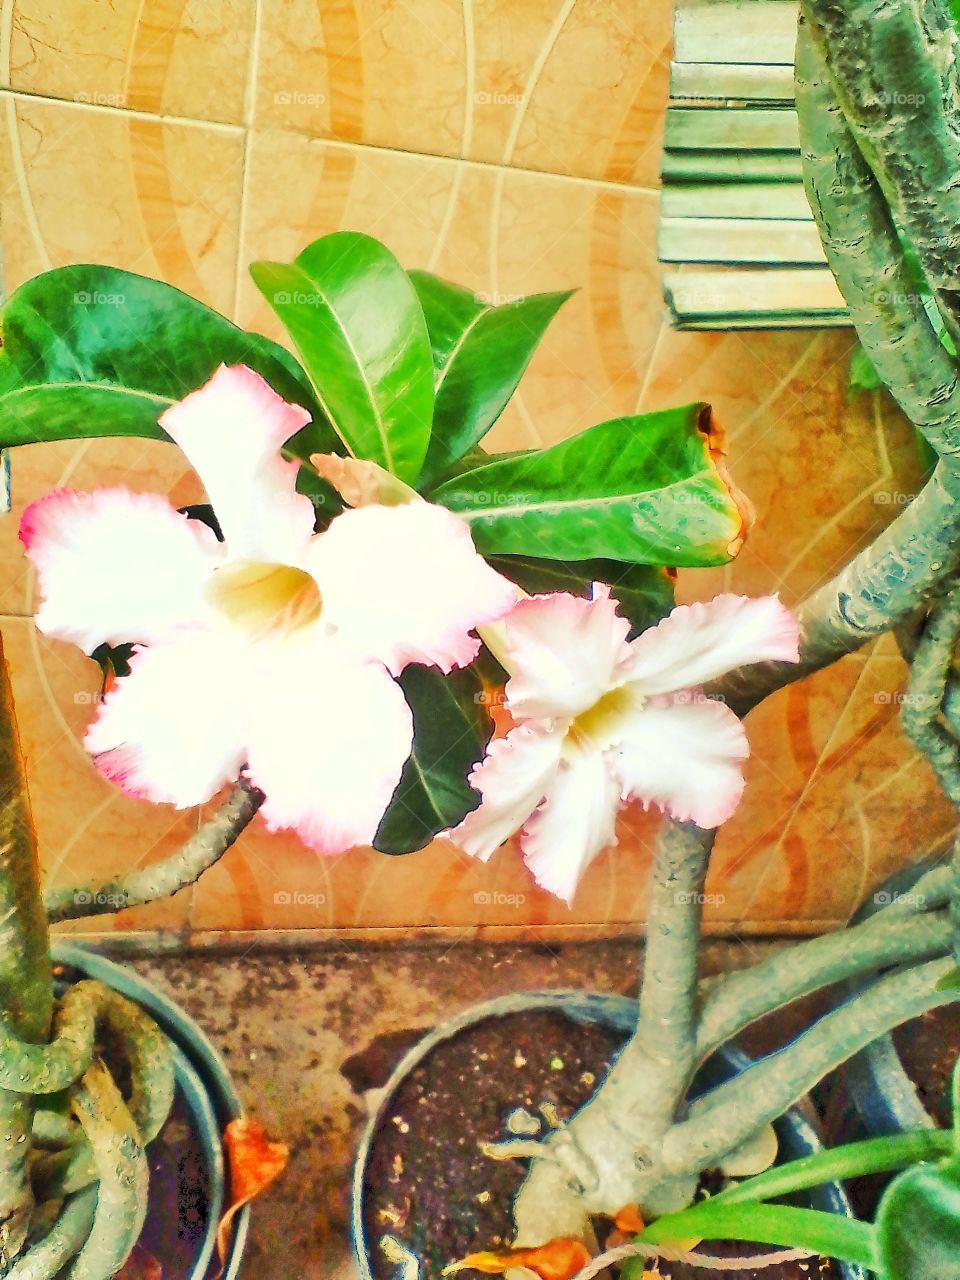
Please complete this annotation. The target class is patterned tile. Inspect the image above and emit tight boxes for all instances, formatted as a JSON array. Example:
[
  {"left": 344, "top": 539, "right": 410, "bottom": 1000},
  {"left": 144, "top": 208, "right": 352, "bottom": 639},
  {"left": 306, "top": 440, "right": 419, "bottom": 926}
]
[{"left": 2, "top": 1, "right": 254, "bottom": 124}]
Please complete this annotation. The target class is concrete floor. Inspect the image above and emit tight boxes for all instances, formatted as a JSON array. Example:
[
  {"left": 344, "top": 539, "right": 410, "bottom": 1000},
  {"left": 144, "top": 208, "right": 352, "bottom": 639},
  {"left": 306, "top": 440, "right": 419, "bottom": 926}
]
[{"left": 124, "top": 937, "right": 797, "bottom": 1280}]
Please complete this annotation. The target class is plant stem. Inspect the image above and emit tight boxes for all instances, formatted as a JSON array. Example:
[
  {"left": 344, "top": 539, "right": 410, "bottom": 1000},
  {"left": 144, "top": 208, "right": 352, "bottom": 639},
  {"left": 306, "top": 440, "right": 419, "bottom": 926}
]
[
  {"left": 800, "top": 0, "right": 960, "bottom": 349},
  {"left": 695, "top": 910, "right": 952, "bottom": 1061},
  {"left": 44, "top": 779, "right": 263, "bottom": 922},
  {"left": 794, "top": 15, "right": 960, "bottom": 454},
  {"left": 0, "top": 632, "right": 53, "bottom": 1258},
  {"left": 604, "top": 822, "right": 713, "bottom": 1125},
  {"left": 661, "top": 957, "right": 956, "bottom": 1177},
  {"left": 713, "top": 461, "right": 960, "bottom": 715}
]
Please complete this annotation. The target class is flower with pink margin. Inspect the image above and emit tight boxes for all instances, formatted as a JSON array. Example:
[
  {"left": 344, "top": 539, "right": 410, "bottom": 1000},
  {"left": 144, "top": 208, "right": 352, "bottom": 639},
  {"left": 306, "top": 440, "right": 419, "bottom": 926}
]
[
  {"left": 20, "top": 364, "right": 517, "bottom": 852},
  {"left": 447, "top": 588, "right": 800, "bottom": 904}
]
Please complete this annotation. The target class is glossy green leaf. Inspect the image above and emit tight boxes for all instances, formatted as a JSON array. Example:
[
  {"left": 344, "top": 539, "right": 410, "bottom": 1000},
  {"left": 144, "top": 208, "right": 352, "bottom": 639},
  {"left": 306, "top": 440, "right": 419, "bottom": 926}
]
[
  {"left": 250, "top": 232, "right": 434, "bottom": 483},
  {"left": 876, "top": 1159, "right": 960, "bottom": 1279},
  {"left": 409, "top": 271, "right": 573, "bottom": 486},
  {"left": 488, "top": 554, "right": 675, "bottom": 636},
  {"left": 0, "top": 265, "right": 330, "bottom": 450},
  {"left": 373, "top": 665, "right": 491, "bottom": 855},
  {"left": 430, "top": 404, "right": 745, "bottom": 567}
]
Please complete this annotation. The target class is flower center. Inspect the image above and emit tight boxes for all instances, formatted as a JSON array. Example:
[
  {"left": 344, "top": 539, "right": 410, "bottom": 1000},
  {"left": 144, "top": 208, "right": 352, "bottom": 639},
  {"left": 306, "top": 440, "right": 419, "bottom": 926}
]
[
  {"left": 566, "top": 685, "right": 640, "bottom": 753},
  {"left": 207, "top": 560, "right": 322, "bottom": 638}
]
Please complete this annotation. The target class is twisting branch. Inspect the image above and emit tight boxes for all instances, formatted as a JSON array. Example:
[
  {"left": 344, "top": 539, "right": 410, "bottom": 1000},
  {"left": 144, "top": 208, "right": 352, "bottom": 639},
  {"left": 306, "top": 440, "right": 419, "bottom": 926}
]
[
  {"left": 661, "top": 957, "right": 956, "bottom": 1178},
  {"left": 695, "top": 909, "right": 953, "bottom": 1062},
  {"left": 799, "top": 0, "right": 960, "bottom": 349},
  {"left": 44, "top": 778, "right": 264, "bottom": 922}
]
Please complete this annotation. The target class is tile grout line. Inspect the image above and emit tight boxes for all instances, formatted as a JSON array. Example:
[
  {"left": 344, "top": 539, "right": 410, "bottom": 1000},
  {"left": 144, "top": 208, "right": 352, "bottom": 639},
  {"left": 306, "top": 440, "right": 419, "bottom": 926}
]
[
  {"left": 0, "top": 87, "right": 661, "bottom": 200},
  {"left": 230, "top": 0, "right": 264, "bottom": 324}
]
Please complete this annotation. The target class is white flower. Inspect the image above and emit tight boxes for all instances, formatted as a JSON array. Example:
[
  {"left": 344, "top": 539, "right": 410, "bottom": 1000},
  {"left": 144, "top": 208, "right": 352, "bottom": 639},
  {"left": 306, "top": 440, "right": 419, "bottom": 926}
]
[
  {"left": 21, "top": 364, "right": 517, "bottom": 851},
  {"left": 447, "top": 587, "right": 799, "bottom": 903}
]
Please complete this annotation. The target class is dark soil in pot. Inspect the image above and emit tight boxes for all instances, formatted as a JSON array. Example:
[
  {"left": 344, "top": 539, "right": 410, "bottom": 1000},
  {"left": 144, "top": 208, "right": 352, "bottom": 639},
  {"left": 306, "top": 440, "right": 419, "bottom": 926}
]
[
  {"left": 361, "top": 1009, "right": 836, "bottom": 1280},
  {"left": 891, "top": 1004, "right": 960, "bottom": 1127},
  {"left": 138, "top": 1088, "right": 211, "bottom": 1275}
]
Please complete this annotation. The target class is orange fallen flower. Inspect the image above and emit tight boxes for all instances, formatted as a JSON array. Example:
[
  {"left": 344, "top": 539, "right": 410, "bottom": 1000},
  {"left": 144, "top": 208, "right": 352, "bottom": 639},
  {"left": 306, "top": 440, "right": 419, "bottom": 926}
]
[
  {"left": 444, "top": 1237, "right": 591, "bottom": 1280},
  {"left": 216, "top": 1116, "right": 290, "bottom": 1265}
]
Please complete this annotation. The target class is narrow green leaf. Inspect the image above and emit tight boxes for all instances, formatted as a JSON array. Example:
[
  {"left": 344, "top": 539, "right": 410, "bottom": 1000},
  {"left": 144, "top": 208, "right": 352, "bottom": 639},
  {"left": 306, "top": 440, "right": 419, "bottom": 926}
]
[
  {"left": 638, "top": 1203, "right": 877, "bottom": 1269},
  {"left": 487, "top": 554, "right": 675, "bottom": 636},
  {"left": 0, "top": 265, "right": 332, "bottom": 451},
  {"left": 373, "top": 665, "right": 491, "bottom": 855},
  {"left": 409, "top": 271, "right": 573, "bottom": 486},
  {"left": 250, "top": 232, "right": 434, "bottom": 483},
  {"left": 430, "top": 404, "right": 744, "bottom": 567}
]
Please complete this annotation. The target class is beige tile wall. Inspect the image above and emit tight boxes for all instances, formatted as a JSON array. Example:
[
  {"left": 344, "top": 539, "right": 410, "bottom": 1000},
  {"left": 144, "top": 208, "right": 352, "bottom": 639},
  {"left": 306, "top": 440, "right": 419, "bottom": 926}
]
[{"left": 0, "top": 1, "right": 948, "bottom": 941}]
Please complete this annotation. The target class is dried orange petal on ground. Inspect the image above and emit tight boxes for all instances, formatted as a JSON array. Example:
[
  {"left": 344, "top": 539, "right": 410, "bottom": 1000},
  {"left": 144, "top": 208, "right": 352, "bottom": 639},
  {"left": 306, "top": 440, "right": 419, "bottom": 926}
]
[
  {"left": 444, "top": 1237, "right": 591, "bottom": 1280},
  {"left": 216, "top": 1116, "right": 290, "bottom": 1264}
]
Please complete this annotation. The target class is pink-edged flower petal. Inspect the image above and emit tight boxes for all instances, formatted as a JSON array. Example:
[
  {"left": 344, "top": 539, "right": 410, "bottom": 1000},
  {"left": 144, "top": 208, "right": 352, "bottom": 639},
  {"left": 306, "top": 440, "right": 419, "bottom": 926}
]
[
  {"left": 624, "top": 594, "right": 799, "bottom": 696},
  {"left": 159, "top": 364, "right": 316, "bottom": 563},
  {"left": 447, "top": 723, "right": 565, "bottom": 862},
  {"left": 84, "top": 632, "right": 246, "bottom": 808},
  {"left": 609, "top": 695, "right": 750, "bottom": 829},
  {"left": 21, "top": 487, "right": 220, "bottom": 651},
  {"left": 502, "top": 587, "right": 633, "bottom": 720},
  {"left": 245, "top": 633, "right": 413, "bottom": 853},
  {"left": 305, "top": 502, "right": 517, "bottom": 676},
  {"left": 519, "top": 749, "right": 620, "bottom": 905}
]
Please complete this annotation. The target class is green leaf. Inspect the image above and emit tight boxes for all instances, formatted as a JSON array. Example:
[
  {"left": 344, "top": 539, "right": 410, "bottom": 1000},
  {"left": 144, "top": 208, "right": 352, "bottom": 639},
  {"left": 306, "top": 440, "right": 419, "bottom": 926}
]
[
  {"left": 488, "top": 554, "right": 675, "bottom": 636},
  {"left": 373, "top": 665, "right": 491, "bottom": 855},
  {"left": 409, "top": 271, "right": 573, "bottom": 486},
  {"left": 250, "top": 232, "right": 434, "bottom": 484},
  {"left": 430, "top": 404, "right": 745, "bottom": 567},
  {"left": 0, "top": 265, "right": 331, "bottom": 450},
  {"left": 876, "top": 1159, "right": 960, "bottom": 1279},
  {"left": 636, "top": 1203, "right": 876, "bottom": 1270},
  {"left": 937, "top": 967, "right": 960, "bottom": 991},
  {"left": 848, "top": 344, "right": 884, "bottom": 397}
]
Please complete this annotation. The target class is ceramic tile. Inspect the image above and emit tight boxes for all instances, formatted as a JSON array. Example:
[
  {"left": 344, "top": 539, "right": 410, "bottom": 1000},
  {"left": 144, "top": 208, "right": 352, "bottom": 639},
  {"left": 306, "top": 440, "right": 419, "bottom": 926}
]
[
  {"left": 254, "top": 0, "right": 669, "bottom": 186},
  {"left": 2, "top": 618, "right": 195, "bottom": 935},
  {"left": 3, "top": 1, "right": 254, "bottom": 124},
  {"left": 0, "top": 96, "right": 244, "bottom": 311}
]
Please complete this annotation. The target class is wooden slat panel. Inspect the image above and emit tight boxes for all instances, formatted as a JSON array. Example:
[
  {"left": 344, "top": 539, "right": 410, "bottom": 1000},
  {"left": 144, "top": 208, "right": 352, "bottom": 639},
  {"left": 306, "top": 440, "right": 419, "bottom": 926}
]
[
  {"left": 665, "top": 107, "right": 800, "bottom": 151},
  {"left": 659, "top": 216, "right": 826, "bottom": 264},
  {"left": 670, "top": 61, "right": 795, "bottom": 103},
  {"left": 674, "top": 0, "right": 799, "bottom": 65},
  {"left": 662, "top": 150, "right": 804, "bottom": 181},
  {"left": 660, "top": 183, "right": 813, "bottom": 220},
  {"left": 663, "top": 268, "right": 847, "bottom": 327}
]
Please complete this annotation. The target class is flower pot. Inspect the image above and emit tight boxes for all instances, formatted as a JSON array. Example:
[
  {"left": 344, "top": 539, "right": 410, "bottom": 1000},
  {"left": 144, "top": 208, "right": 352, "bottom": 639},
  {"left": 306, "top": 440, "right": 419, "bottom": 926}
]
[
  {"left": 52, "top": 941, "right": 249, "bottom": 1280},
  {"left": 844, "top": 858, "right": 955, "bottom": 1136},
  {"left": 351, "top": 990, "right": 866, "bottom": 1280}
]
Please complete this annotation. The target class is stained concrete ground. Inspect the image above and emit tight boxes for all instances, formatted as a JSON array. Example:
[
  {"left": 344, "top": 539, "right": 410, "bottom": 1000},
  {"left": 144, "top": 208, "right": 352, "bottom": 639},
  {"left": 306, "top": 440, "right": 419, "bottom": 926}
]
[{"left": 120, "top": 937, "right": 815, "bottom": 1280}]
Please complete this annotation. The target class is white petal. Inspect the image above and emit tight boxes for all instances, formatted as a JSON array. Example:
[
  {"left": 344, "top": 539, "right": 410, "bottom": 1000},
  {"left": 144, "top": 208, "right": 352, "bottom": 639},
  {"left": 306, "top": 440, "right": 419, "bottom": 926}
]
[
  {"left": 609, "top": 696, "right": 749, "bottom": 829},
  {"left": 306, "top": 501, "right": 517, "bottom": 675},
  {"left": 245, "top": 633, "right": 413, "bottom": 853},
  {"left": 21, "top": 487, "right": 220, "bottom": 651},
  {"left": 502, "top": 587, "right": 633, "bottom": 720},
  {"left": 624, "top": 594, "right": 799, "bottom": 696},
  {"left": 520, "top": 749, "right": 620, "bottom": 905},
  {"left": 84, "top": 632, "right": 246, "bottom": 808},
  {"left": 447, "top": 724, "right": 565, "bottom": 862},
  {"left": 159, "top": 364, "right": 316, "bottom": 563}
]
